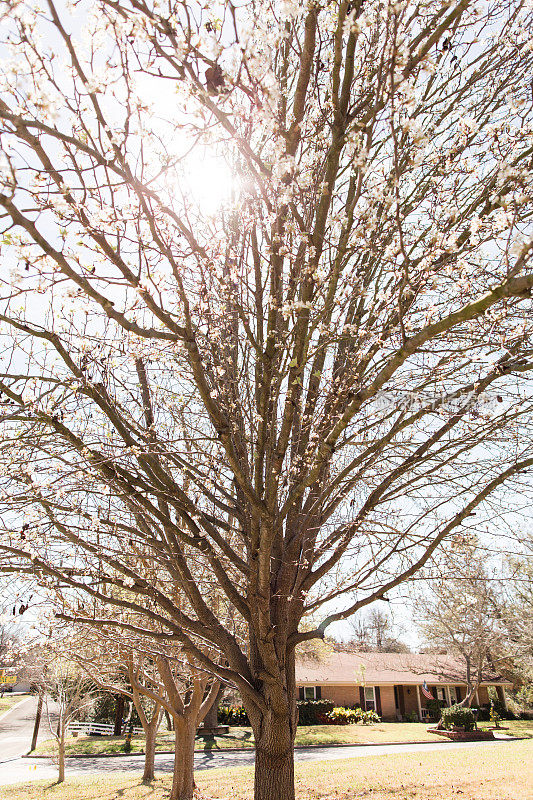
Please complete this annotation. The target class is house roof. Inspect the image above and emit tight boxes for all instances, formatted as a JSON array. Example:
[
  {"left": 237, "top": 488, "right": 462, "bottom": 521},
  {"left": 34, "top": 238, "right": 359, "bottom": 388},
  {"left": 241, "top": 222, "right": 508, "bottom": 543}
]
[{"left": 295, "top": 651, "right": 509, "bottom": 686}]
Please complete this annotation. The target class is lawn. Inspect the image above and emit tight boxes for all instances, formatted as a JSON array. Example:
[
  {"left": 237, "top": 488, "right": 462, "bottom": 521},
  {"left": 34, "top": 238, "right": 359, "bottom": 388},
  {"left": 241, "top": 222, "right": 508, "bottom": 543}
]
[
  {"left": 478, "top": 719, "right": 533, "bottom": 738},
  {"left": 0, "top": 693, "right": 30, "bottom": 717},
  {"left": 33, "top": 722, "right": 445, "bottom": 756},
  {"left": 4, "top": 740, "right": 532, "bottom": 800},
  {"left": 33, "top": 719, "right": 533, "bottom": 757}
]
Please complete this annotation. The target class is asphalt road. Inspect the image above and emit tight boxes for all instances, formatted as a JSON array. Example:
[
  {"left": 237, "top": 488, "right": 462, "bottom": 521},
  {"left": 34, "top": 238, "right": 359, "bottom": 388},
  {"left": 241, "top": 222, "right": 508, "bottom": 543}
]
[
  {"left": 0, "top": 735, "right": 528, "bottom": 787},
  {"left": 0, "top": 694, "right": 58, "bottom": 762}
]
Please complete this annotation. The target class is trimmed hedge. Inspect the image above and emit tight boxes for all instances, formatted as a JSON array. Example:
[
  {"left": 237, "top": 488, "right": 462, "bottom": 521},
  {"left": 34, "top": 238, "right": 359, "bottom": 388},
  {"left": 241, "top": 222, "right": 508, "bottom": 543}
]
[
  {"left": 327, "top": 706, "right": 380, "bottom": 725},
  {"left": 297, "top": 699, "right": 335, "bottom": 725},
  {"left": 218, "top": 700, "right": 381, "bottom": 727}
]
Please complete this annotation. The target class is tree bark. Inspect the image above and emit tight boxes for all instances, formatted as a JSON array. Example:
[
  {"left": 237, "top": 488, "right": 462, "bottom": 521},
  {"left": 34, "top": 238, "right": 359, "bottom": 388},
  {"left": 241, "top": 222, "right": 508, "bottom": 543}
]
[
  {"left": 254, "top": 727, "right": 295, "bottom": 800},
  {"left": 202, "top": 684, "right": 223, "bottom": 730},
  {"left": 114, "top": 695, "right": 125, "bottom": 736},
  {"left": 165, "top": 709, "right": 174, "bottom": 730},
  {"left": 169, "top": 720, "right": 196, "bottom": 800},
  {"left": 143, "top": 722, "right": 157, "bottom": 782},
  {"left": 30, "top": 691, "right": 43, "bottom": 752},
  {"left": 242, "top": 639, "right": 298, "bottom": 800},
  {"left": 248, "top": 679, "right": 297, "bottom": 800},
  {"left": 57, "top": 722, "right": 65, "bottom": 784}
]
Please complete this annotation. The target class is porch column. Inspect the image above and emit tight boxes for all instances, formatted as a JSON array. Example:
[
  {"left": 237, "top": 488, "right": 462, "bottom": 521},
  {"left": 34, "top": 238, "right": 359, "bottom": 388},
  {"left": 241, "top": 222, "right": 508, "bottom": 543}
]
[
  {"left": 496, "top": 685, "right": 508, "bottom": 711},
  {"left": 416, "top": 684, "right": 422, "bottom": 721}
]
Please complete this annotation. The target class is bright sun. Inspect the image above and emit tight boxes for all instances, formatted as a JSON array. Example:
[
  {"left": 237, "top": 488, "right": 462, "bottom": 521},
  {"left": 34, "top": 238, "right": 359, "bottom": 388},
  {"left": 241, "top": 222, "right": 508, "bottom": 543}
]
[{"left": 182, "top": 152, "right": 237, "bottom": 216}]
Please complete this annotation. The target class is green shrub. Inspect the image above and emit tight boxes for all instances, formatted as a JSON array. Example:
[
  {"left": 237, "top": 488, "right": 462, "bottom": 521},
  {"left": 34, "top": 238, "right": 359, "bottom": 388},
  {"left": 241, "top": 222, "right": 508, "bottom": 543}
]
[
  {"left": 327, "top": 706, "right": 359, "bottom": 725},
  {"left": 426, "top": 698, "right": 444, "bottom": 721},
  {"left": 326, "top": 706, "right": 380, "bottom": 725},
  {"left": 296, "top": 699, "right": 335, "bottom": 725},
  {"left": 217, "top": 705, "right": 250, "bottom": 725},
  {"left": 441, "top": 704, "right": 475, "bottom": 732},
  {"left": 361, "top": 709, "right": 380, "bottom": 724}
]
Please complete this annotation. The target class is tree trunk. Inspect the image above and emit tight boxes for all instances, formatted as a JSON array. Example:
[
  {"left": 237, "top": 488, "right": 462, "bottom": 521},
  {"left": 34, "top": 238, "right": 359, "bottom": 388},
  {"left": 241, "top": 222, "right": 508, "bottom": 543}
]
[
  {"left": 202, "top": 684, "right": 223, "bottom": 730},
  {"left": 57, "top": 722, "right": 65, "bottom": 784},
  {"left": 30, "top": 691, "right": 43, "bottom": 752},
  {"left": 114, "top": 695, "right": 125, "bottom": 736},
  {"left": 143, "top": 722, "right": 157, "bottom": 782},
  {"left": 169, "top": 720, "right": 196, "bottom": 800},
  {"left": 252, "top": 710, "right": 296, "bottom": 800},
  {"left": 165, "top": 709, "right": 173, "bottom": 730},
  {"left": 244, "top": 643, "right": 298, "bottom": 800}
]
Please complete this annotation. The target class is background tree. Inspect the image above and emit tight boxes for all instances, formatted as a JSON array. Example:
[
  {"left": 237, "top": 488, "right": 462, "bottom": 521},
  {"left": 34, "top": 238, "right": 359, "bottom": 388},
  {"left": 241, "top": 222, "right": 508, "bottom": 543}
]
[
  {"left": 414, "top": 544, "right": 509, "bottom": 707},
  {"left": 498, "top": 540, "right": 533, "bottom": 709},
  {"left": 1, "top": 1, "right": 533, "bottom": 798},
  {"left": 67, "top": 626, "right": 163, "bottom": 783},
  {"left": 0, "top": 614, "right": 22, "bottom": 676},
  {"left": 342, "top": 608, "right": 411, "bottom": 653}
]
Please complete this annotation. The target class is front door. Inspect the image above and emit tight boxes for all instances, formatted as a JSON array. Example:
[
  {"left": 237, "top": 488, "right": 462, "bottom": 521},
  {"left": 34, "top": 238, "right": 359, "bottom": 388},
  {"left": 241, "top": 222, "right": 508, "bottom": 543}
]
[{"left": 394, "top": 685, "right": 405, "bottom": 717}]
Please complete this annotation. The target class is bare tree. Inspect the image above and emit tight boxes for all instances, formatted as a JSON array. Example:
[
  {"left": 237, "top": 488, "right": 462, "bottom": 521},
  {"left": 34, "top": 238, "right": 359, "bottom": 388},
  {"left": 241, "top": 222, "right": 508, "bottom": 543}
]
[
  {"left": 502, "top": 540, "right": 533, "bottom": 655},
  {"left": 1, "top": 1, "right": 533, "bottom": 798},
  {"left": 0, "top": 615, "right": 22, "bottom": 675},
  {"left": 344, "top": 609, "right": 410, "bottom": 652},
  {"left": 69, "top": 627, "right": 163, "bottom": 783},
  {"left": 414, "top": 545, "right": 508, "bottom": 707},
  {"left": 497, "top": 540, "right": 533, "bottom": 705},
  {"left": 37, "top": 659, "right": 94, "bottom": 783},
  {"left": 69, "top": 623, "right": 220, "bottom": 794}
]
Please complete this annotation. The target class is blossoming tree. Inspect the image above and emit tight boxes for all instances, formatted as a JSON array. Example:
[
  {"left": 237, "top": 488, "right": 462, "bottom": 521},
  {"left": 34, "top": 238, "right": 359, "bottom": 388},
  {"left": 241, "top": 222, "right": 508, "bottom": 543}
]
[{"left": 1, "top": 0, "right": 533, "bottom": 797}]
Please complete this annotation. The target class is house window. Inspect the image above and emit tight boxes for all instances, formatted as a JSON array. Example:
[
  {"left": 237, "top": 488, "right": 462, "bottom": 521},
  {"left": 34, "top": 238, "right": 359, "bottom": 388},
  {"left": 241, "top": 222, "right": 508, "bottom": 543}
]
[
  {"left": 448, "top": 686, "right": 457, "bottom": 705},
  {"left": 435, "top": 687, "right": 446, "bottom": 704},
  {"left": 301, "top": 686, "right": 321, "bottom": 700},
  {"left": 364, "top": 686, "right": 376, "bottom": 711}
]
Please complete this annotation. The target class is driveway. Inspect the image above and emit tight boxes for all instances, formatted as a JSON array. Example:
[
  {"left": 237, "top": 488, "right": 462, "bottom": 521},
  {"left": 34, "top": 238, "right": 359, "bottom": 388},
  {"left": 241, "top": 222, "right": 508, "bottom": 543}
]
[{"left": 0, "top": 736, "right": 527, "bottom": 787}]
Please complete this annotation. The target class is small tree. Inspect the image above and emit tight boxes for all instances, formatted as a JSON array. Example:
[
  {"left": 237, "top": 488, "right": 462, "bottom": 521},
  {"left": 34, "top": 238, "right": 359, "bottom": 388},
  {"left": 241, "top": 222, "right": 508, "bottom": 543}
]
[
  {"left": 74, "top": 637, "right": 163, "bottom": 782},
  {"left": 65, "top": 621, "right": 220, "bottom": 795},
  {"left": 39, "top": 659, "right": 94, "bottom": 783},
  {"left": 415, "top": 547, "right": 506, "bottom": 707},
  {"left": 498, "top": 540, "right": 533, "bottom": 709}
]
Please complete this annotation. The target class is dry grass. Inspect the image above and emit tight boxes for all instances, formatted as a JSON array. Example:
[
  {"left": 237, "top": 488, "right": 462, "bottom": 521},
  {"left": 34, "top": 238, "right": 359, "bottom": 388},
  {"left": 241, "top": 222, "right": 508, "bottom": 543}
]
[
  {"left": 0, "top": 693, "right": 30, "bottom": 717},
  {"left": 33, "top": 722, "right": 444, "bottom": 756},
  {"left": 478, "top": 719, "right": 533, "bottom": 738},
  {"left": 3, "top": 740, "right": 532, "bottom": 800},
  {"left": 32, "top": 719, "right": 533, "bottom": 757}
]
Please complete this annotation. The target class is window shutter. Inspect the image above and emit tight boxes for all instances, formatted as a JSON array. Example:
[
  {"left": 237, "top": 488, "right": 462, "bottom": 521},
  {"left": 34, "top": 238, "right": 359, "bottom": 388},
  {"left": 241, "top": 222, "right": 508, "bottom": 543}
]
[
  {"left": 315, "top": 685, "right": 322, "bottom": 700},
  {"left": 299, "top": 687, "right": 304, "bottom": 701},
  {"left": 375, "top": 686, "right": 382, "bottom": 717},
  {"left": 359, "top": 686, "right": 365, "bottom": 707},
  {"left": 456, "top": 686, "right": 462, "bottom": 702}
]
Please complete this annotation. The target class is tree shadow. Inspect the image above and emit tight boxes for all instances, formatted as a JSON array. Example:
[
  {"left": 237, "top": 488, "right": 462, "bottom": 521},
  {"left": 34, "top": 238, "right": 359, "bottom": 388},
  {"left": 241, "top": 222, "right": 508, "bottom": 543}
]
[{"left": 198, "top": 727, "right": 254, "bottom": 752}]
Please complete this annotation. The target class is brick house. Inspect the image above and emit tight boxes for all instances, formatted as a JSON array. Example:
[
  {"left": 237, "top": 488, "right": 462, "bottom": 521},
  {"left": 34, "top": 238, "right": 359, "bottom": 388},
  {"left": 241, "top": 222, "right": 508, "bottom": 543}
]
[{"left": 296, "top": 651, "right": 511, "bottom": 722}]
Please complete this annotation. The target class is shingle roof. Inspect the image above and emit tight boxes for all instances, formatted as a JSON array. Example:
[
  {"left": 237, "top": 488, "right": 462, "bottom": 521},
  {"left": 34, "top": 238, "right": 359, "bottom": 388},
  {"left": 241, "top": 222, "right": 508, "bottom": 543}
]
[{"left": 295, "top": 651, "right": 508, "bottom": 685}]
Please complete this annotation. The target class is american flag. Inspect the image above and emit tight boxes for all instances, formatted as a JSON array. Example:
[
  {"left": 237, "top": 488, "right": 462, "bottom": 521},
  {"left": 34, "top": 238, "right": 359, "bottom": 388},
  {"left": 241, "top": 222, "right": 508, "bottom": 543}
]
[{"left": 421, "top": 681, "right": 434, "bottom": 701}]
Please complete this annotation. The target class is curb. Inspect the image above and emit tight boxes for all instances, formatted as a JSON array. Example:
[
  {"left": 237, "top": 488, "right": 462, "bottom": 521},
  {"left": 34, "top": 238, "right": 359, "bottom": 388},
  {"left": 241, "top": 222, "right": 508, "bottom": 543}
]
[
  {"left": 0, "top": 696, "right": 32, "bottom": 724},
  {"left": 22, "top": 735, "right": 524, "bottom": 760}
]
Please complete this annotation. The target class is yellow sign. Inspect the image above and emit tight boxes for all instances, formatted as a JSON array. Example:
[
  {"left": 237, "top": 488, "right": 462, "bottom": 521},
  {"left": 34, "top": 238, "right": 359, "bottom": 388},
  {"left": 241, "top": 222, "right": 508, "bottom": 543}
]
[{"left": 0, "top": 676, "right": 17, "bottom": 684}]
